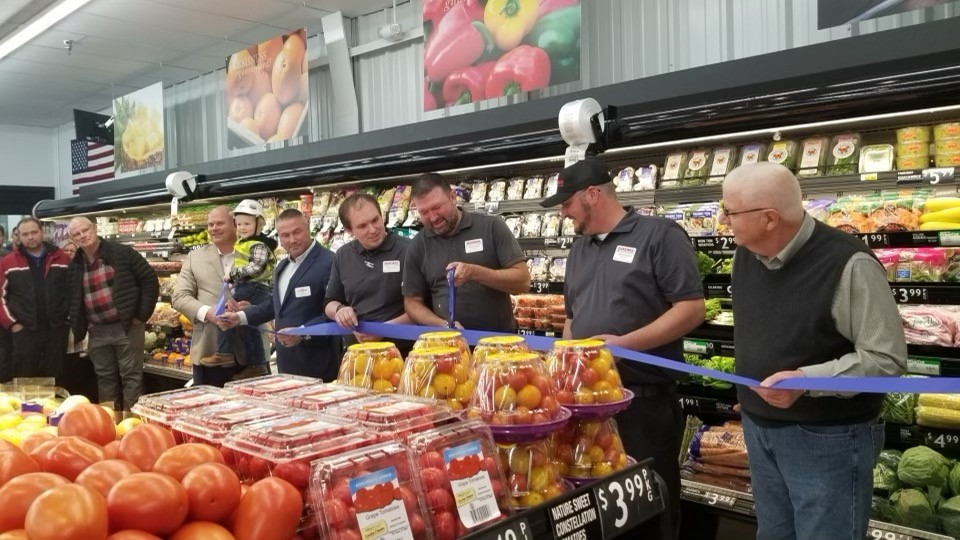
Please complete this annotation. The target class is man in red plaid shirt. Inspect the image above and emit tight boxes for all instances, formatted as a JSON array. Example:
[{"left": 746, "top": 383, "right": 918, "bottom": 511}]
[{"left": 68, "top": 217, "right": 158, "bottom": 414}]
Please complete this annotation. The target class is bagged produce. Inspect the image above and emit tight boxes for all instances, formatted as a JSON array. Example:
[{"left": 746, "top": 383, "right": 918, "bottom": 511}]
[
  {"left": 826, "top": 197, "right": 871, "bottom": 233},
  {"left": 940, "top": 495, "right": 960, "bottom": 537},
  {"left": 900, "top": 305, "right": 958, "bottom": 347},
  {"left": 872, "top": 495, "right": 894, "bottom": 521},
  {"left": 950, "top": 465, "right": 960, "bottom": 497},
  {"left": 916, "top": 406, "right": 960, "bottom": 430},
  {"left": 879, "top": 449, "right": 904, "bottom": 470},
  {"left": 870, "top": 191, "right": 927, "bottom": 232},
  {"left": 874, "top": 462, "right": 901, "bottom": 496},
  {"left": 881, "top": 393, "right": 916, "bottom": 425},
  {"left": 898, "top": 446, "right": 952, "bottom": 488},
  {"left": 919, "top": 394, "right": 960, "bottom": 411},
  {"left": 890, "top": 488, "right": 938, "bottom": 531}
]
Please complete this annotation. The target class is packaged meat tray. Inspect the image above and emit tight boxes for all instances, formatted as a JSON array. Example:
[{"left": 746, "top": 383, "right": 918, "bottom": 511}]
[
  {"left": 174, "top": 399, "right": 288, "bottom": 454},
  {"left": 399, "top": 347, "right": 473, "bottom": 410},
  {"left": 900, "top": 305, "right": 959, "bottom": 347},
  {"left": 326, "top": 394, "right": 460, "bottom": 442},
  {"left": 797, "top": 136, "right": 831, "bottom": 177},
  {"left": 497, "top": 438, "right": 569, "bottom": 509},
  {"left": 131, "top": 386, "right": 232, "bottom": 433},
  {"left": 336, "top": 341, "right": 404, "bottom": 393},
  {"left": 275, "top": 383, "right": 370, "bottom": 412},
  {"left": 224, "top": 373, "right": 319, "bottom": 398},
  {"left": 309, "top": 442, "right": 433, "bottom": 540},
  {"left": 408, "top": 420, "right": 509, "bottom": 535}
]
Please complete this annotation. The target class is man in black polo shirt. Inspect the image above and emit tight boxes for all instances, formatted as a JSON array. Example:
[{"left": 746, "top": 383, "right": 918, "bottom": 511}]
[
  {"left": 542, "top": 157, "right": 705, "bottom": 540},
  {"left": 324, "top": 193, "right": 413, "bottom": 350},
  {"left": 403, "top": 173, "right": 530, "bottom": 332}
]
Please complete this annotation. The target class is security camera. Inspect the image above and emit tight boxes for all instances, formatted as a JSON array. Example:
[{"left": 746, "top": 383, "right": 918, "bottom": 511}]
[
  {"left": 558, "top": 98, "right": 623, "bottom": 167},
  {"left": 165, "top": 171, "right": 198, "bottom": 200},
  {"left": 63, "top": 39, "right": 74, "bottom": 54},
  {"left": 378, "top": 22, "right": 403, "bottom": 40}
]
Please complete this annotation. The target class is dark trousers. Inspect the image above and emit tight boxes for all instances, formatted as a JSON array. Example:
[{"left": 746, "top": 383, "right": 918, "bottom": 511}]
[
  {"left": 0, "top": 328, "right": 11, "bottom": 383},
  {"left": 617, "top": 383, "right": 684, "bottom": 540},
  {"left": 216, "top": 281, "right": 270, "bottom": 366},
  {"left": 11, "top": 326, "right": 69, "bottom": 381}
]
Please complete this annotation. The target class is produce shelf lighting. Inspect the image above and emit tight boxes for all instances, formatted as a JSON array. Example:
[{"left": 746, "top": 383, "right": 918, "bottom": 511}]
[{"left": 0, "top": 0, "right": 91, "bottom": 62}]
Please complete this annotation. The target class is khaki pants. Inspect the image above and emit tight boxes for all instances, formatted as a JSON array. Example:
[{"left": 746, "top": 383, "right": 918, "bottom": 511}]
[{"left": 87, "top": 320, "right": 144, "bottom": 411}]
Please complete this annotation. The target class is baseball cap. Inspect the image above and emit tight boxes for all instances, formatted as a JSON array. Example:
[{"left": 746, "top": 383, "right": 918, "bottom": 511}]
[
  {"left": 231, "top": 199, "right": 263, "bottom": 217},
  {"left": 540, "top": 157, "right": 613, "bottom": 207}
]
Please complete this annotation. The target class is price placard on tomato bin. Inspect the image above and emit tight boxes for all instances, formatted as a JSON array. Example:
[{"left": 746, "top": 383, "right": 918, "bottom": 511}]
[
  {"left": 592, "top": 462, "right": 664, "bottom": 538},
  {"left": 546, "top": 491, "right": 603, "bottom": 540},
  {"left": 464, "top": 515, "right": 532, "bottom": 540}
]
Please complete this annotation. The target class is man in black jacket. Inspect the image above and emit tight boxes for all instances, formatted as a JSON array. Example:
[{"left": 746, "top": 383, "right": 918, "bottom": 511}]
[
  {"left": 0, "top": 218, "right": 72, "bottom": 380},
  {"left": 68, "top": 217, "right": 159, "bottom": 412}
]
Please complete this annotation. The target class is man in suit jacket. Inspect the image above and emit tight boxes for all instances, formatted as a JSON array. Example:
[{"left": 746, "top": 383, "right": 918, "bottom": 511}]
[
  {"left": 222, "top": 209, "right": 341, "bottom": 381},
  {"left": 172, "top": 206, "right": 269, "bottom": 386}
]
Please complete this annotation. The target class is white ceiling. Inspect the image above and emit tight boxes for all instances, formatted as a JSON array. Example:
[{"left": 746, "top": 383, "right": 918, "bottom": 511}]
[{"left": 0, "top": 0, "right": 396, "bottom": 128}]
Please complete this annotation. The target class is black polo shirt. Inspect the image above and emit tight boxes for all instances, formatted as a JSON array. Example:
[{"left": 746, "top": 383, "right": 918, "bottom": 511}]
[
  {"left": 402, "top": 210, "right": 526, "bottom": 332},
  {"left": 324, "top": 233, "right": 410, "bottom": 322},
  {"left": 565, "top": 208, "right": 704, "bottom": 385}
]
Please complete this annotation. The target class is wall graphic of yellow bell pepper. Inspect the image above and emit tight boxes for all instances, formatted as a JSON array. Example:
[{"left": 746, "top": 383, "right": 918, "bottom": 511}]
[{"left": 484, "top": 0, "right": 539, "bottom": 51}]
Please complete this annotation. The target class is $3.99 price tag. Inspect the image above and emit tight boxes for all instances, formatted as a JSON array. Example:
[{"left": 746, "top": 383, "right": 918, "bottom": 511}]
[{"left": 593, "top": 465, "right": 662, "bottom": 536}]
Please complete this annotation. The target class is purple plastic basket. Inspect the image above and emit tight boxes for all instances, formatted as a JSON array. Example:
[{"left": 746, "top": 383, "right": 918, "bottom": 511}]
[
  {"left": 489, "top": 406, "right": 572, "bottom": 443},
  {"left": 564, "top": 388, "right": 635, "bottom": 420}
]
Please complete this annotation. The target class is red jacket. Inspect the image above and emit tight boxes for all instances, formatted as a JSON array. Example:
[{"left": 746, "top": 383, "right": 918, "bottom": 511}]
[{"left": 0, "top": 242, "right": 71, "bottom": 330}]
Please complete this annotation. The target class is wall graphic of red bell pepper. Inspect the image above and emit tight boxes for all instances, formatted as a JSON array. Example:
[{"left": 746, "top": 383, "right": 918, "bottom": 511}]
[
  {"left": 423, "top": 0, "right": 485, "bottom": 38},
  {"left": 442, "top": 61, "right": 495, "bottom": 106},
  {"left": 485, "top": 45, "right": 551, "bottom": 97},
  {"left": 425, "top": 85, "right": 439, "bottom": 111},
  {"left": 484, "top": 0, "right": 539, "bottom": 50},
  {"left": 538, "top": 0, "right": 579, "bottom": 17},
  {"left": 425, "top": 3, "right": 496, "bottom": 83}
]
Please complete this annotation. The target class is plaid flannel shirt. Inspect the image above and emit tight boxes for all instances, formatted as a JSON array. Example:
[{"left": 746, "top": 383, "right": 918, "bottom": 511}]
[{"left": 81, "top": 253, "right": 119, "bottom": 325}]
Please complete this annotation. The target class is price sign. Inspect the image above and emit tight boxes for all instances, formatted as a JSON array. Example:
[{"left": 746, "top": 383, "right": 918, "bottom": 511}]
[
  {"left": 890, "top": 286, "right": 928, "bottom": 304},
  {"left": 857, "top": 233, "right": 890, "bottom": 248},
  {"left": 922, "top": 167, "right": 956, "bottom": 185},
  {"left": 940, "top": 231, "right": 960, "bottom": 247},
  {"left": 467, "top": 515, "right": 532, "bottom": 540},
  {"left": 679, "top": 396, "right": 703, "bottom": 411},
  {"left": 682, "top": 340, "right": 711, "bottom": 355},
  {"left": 924, "top": 430, "right": 960, "bottom": 452},
  {"left": 547, "top": 491, "right": 603, "bottom": 540},
  {"left": 702, "top": 490, "right": 737, "bottom": 509},
  {"left": 911, "top": 232, "right": 942, "bottom": 246},
  {"left": 485, "top": 202, "right": 500, "bottom": 213},
  {"left": 907, "top": 357, "right": 941, "bottom": 376},
  {"left": 531, "top": 282, "right": 552, "bottom": 294},
  {"left": 473, "top": 202, "right": 485, "bottom": 211},
  {"left": 867, "top": 525, "right": 914, "bottom": 540},
  {"left": 593, "top": 464, "right": 662, "bottom": 537},
  {"left": 705, "top": 283, "right": 732, "bottom": 298},
  {"left": 518, "top": 329, "right": 535, "bottom": 337},
  {"left": 556, "top": 236, "right": 575, "bottom": 249}
]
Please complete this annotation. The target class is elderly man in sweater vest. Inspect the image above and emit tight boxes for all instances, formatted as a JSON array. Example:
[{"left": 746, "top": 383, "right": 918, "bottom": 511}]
[{"left": 720, "top": 162, "right": 906, "bottom": 540}]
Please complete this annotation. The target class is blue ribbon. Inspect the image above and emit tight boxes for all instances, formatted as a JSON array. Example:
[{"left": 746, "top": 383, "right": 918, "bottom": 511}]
[
  {"left": 447, "top": 268, "right": 456, "bottom": 329},
  {"left": 212, "top": 282, "right": 229, "bottom": 316},
  {"left": 280, "top": 321, "right": 960, "bottom": 394}
]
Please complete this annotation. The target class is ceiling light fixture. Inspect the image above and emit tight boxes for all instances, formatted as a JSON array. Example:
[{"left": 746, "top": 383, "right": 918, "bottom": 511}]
[{"left": 0, "top": 0, "right": 92, "bottom": 62}]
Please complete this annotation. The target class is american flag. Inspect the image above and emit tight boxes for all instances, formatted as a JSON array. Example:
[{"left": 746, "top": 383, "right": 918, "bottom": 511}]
[{"left": 71, "top": 140, "right": 114, "bottom": 195}]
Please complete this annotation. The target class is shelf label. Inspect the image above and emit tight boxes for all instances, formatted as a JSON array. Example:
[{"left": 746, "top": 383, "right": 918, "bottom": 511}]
[
  {"left": 679, "top": 396, "right": 704, "bottom": 410},
  {"left": 857, "top": 233, "right": 890, "bottom": 248},
  {"left": 683, "top": 340, "right": 710, "bottom": 355},
  {"left": 547, "top": 491, "right": 603, "bottom": 540},
  {"left": 860, "top": 173, "right": 878, "bottom": 181},
  {"left": 890, "top": 286, "right": 928, "bottom": 304},
  {"left": 924, "top": 429, "right": 960, "bottom": 452},
  {"left": 531, "top": 282, "right": 556, "bottom": 294},
  {"left": 679, "top": 396, "right": 737, "bottom": 416},
  {"left": 469, "top": 516, "right": 532, "bottom": 540},
  {"left": 705, "top": 283, "right": 732, "bottom": 298},
  {"left": 867, "top": 526, "right": 913, "bottom": 540},
  {"left": 593, "top": 464, "right": 661, "bottom": 537},
  {"left": 940, "top": 231, "right": 960, "bottom": 247},
  {"left": 518, "top": 329, "right": 535, "bottom": 337},
  {"left": 693, "top": 237, "right": 737, "bottom": 252},
  {"left": 906, "top": 357, "right": 941, "bottom": 376},
  {"left": 702, "top": 490, "right": 737, "bottom": 509},
  {"left": 922, "top": 167, "right": 956, "bottom": 185}
]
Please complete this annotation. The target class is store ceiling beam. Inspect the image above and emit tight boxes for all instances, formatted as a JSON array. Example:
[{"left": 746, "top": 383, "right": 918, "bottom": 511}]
[{"left": 35, "top": 15, "right": 960, "bottom": 218}]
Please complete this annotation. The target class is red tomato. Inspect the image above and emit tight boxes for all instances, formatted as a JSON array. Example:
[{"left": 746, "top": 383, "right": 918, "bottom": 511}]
[
  {"left": 322, "top": 498, "right": 351, "bottom": 529},
  {"left": 107, "top": 472, "right": 189, "bottom": 535},
  {"left": 232, "top": 477, "right": 302, "bottom": 540},
  {"left": 0, "top": 472, "right": 69, "bottom": 532},
  {"left": 273, "top": 460, "right": 310, "bottom": 490},
  {"left": 426, "top": 488, "right": 456, "bottom": 513},
  {"left": 0, "top": 530, "right": 28, "bottom": 539},
  {"left": 76, "top": 459, "right": 142, "bottom": 498},
  {"left": 117, "top": 424, "right": 176, "bottom": 472},
  {"left": 181, "top": 463, "right": 242, "bottom": 523},
  {"left": 103, "top": 440, "right": 121, "bottom": 460},
  {"left": 17, "top": 432, "right": 55, "bottom": 455},
  {"left": 0, "top": 446, "right": 40, "bottom": 487},
  {"left": 31, "top": 436, "right": 105, "bottom": 481},
  {"left": 107, "top": 532, "right": 162, "bottom": 540},
  {"left": 25, "top": 484, "right": 108, "bottom": 540},
  {"left": 152, "top": 443, "right": 224, "bottom": 481},
  {"left": 433, "top": 511, "right": 457, "bottom": 540},
  {"left": 420, "top": 467, "right": 446, "bottom": 490},
  {"left": 170, "top": 522, "right": 235, "bottom": 540},
  {"left": 57, "top": 403, "right": 116, "bottom": 446}
]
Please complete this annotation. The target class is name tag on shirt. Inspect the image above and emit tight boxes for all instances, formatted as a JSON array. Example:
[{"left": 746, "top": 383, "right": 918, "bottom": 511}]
[
  {"left": 383, "top": 260, "right": 401, "bottom": 273},
  {"left": 295, "top": 286, "right": 311, "bottom": 298},
  {"left": 613, "top": 245, "right": 637, "bottom": 264},
  {"left": 465, "top": 239, "right": 484, "bottom": 253}
]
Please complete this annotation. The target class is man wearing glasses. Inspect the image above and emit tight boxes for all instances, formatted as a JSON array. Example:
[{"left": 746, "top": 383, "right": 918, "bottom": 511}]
[
  {"left": 721, "top": 161, "right": 905, "bottom": 540},
  {"left": 541, "top": 157, "right": 705, "bottom": 540}
]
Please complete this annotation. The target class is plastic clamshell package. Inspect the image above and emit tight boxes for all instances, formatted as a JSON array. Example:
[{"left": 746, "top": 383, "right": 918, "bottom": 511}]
[
  {"left": 131, "top": 385, "right": 232, "bottom": 430},
  {"left": 224, "top": 373, "right": 319, "bottom": 397},
  {"left": 662, "top": 152, "right": 688, "bottom": 181},
  {"left": 274, "top": 383, "right": 370, "bottom": 412},
  {"left": 546, "top": 339, "right": 626, "bottom": 408},
  {"left": 399, "top": 347, "right": 474, "bottom": 410},
  {"left": 797, "top": 136, "right": 831, "bottom": 177},
  {"left": 497, "top": 438, "right": 570, "bottom": 509},
  {"left": 859, "top": 144, "right": 896, "bottom": 173},
  {"left": 827, "top": 133, "right": 862, "bottom": 175},
  {"left": 614, "top": 167, "right": 635, "bottom": 192},
  {"left": 309, "top": 441, "right": 433, "bottom": 540},
  {"left": 707, "top": 146, "right": 737, "bottom": 183},
  {"left": 325, "top": 394, "right": 461, "bottom": 442},
  {"left": 408, "top": 420, "right": 510, "bottom": 534},
  {"left": 767, "top": 140, "right": 799, "bottom": 169},
  {"left": 550, "top": 417, "right": 632, "bottom": 481},
  {"left": 738, "top": 143, "right": 767, "bottom": 167},
  {"left": 337, "top": 341, "right": 404, "bottom": 393},
  {"left": 174, "top": 398, "right": 288, "bottom": 450},
  {"left": 683, "top": 149, "right": 712, "bottom": 184}
]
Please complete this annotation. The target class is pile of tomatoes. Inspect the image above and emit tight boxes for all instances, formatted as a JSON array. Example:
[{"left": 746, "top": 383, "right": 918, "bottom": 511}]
[{"left": 0, "top": 403, "right": 304, "bottom": 540}]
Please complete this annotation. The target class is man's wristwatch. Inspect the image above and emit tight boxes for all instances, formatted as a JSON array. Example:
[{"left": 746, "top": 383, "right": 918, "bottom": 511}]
[{"left": 335, "top": 304, "right": 349, "bottom": 313}]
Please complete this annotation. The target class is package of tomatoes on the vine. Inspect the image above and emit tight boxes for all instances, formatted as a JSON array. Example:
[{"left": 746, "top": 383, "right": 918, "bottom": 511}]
[
  {"left": 545, "top": 339, "right": 633, "bottom": 418},
  {"left": 466, "top": 352, "right": 571, "bottom": 442},
  {"left": 550, "top": 417, "right": 633, "bottom": 485},
  {"left": 325, "top": 394, "right": 460, "bottom": 443},
  {"left": 497, "top": 438, "right": 570, "bottom": 509},
  {"left": 407, "top": 420, "right": 509, "bottom": 538},
  {"left": 173, "top": 398, "right": 288, "bottom": 459},
  {"left": 131, "top": 385, "right": 232, "bottom": 434},
  {"left": 472, "top": 335, "right": 529, "bottom": 366},
  {"left": 309, "top": 441, "right": 433, "bottom": 540},
  {"left": 398, "top": 347, "right": 473, "bottom": 410},
  {"left": 337, "top": 341, "right": 405, "bottom": 393},
  {"left": 413, "top": 330, "right": 472, "bottom": 367},
  {"left": 273, "top": 382, "right": 370, "bottom": 412},
  {"left": 224, "top": 372, "right": 319, "bottom": 398}
]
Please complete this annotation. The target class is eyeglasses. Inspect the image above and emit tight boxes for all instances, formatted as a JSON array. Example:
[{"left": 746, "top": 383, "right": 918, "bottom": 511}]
[{"left": 719, "top": 200, "right": 768, "bottom": 217}]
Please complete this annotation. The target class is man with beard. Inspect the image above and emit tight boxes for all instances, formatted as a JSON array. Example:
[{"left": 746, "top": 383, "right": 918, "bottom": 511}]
[
  {"left": 403, "top": 173, "right": 529, "bottom": 332},
  {"left": 324, "top": 193, "right": 413, "bottom": 352},
  {"left": 540, "top": 157, "right": 705, "bottom": 540}
]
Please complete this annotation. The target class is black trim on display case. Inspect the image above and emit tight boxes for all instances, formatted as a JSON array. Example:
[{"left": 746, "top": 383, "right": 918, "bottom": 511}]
[{"left": 35, "top": 16, "right": 960, "bottom": 218}]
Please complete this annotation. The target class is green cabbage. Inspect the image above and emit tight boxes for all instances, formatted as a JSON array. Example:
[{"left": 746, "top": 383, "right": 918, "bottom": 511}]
[
  {"left": 940, "top": 496, "right": 960, "bottom": 538},
  {"left": 873, "top": 462, "right": 900, "bottom": 495},
  {"left": 898, "top": 446, "right": 951, "bottom": 488},
  {"left": 950, "top": 464, "right": 960, "bottom": 497},
  {"left": 871, "top": 495, "right": 893, "bottom": 521},
  {"left": 890, "top": 489, "right": 938, "bottom": 531}
]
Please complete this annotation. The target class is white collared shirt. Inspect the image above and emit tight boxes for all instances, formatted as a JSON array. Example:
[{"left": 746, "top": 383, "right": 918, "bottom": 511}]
[{"left": 277, "top": 241, "right": 316, "bottom": 304}]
